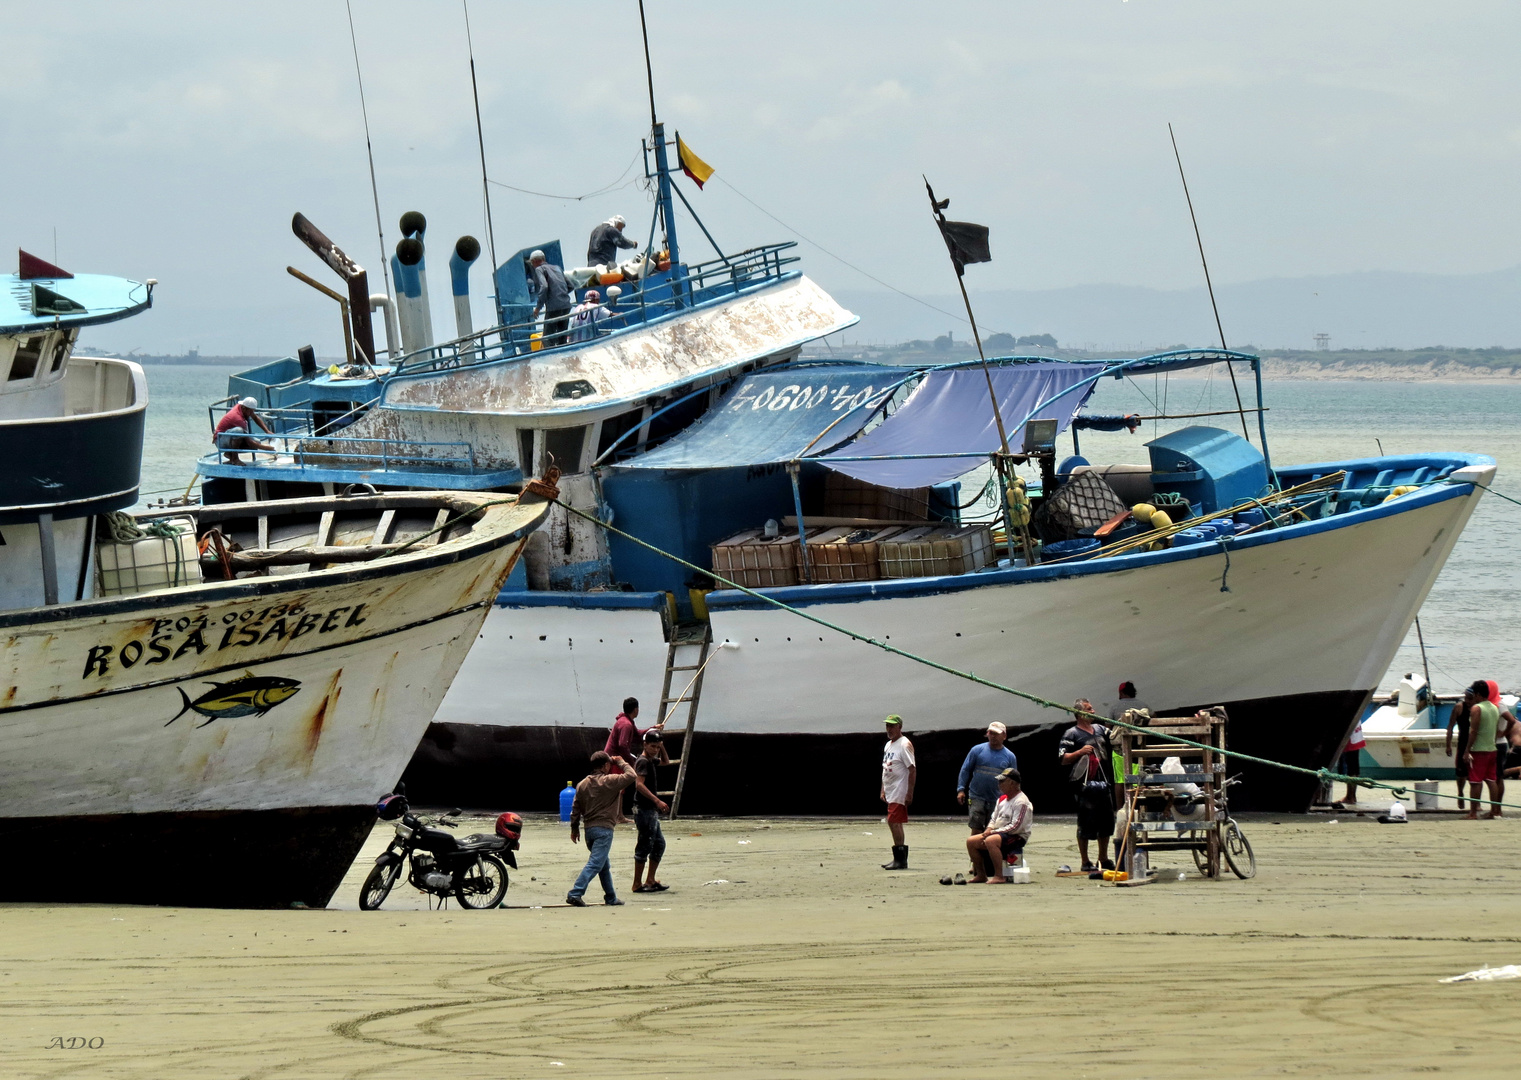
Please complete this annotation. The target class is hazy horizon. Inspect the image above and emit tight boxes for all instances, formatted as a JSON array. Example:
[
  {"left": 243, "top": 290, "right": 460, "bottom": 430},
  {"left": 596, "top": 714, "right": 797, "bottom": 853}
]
[{"left": 9, "top": 1, "right": 1521, "bottom": 354}]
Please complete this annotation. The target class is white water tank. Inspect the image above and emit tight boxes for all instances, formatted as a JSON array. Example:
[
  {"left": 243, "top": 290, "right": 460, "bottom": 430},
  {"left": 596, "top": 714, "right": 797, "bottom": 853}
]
[{"left": 1396, "top": 672, "right": 1427, "bottom": 718}]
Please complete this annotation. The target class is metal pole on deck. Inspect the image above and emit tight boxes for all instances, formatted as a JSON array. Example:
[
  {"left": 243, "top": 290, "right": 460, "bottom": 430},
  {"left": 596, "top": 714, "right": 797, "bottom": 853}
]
[{"left": 787, "top": 462, "right": 812, "bottom": 584}]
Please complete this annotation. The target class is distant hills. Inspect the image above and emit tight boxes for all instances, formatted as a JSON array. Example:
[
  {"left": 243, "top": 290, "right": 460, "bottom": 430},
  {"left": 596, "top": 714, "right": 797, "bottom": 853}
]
[{"left": 831, "top": 265, "right": 1521, "bottom": 352}]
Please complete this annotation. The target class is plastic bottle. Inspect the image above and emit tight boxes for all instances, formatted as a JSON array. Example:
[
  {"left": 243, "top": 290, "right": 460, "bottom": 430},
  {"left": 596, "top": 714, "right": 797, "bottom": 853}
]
[{"left": 559, "top": 781, "right": 575, "bottom": 822}]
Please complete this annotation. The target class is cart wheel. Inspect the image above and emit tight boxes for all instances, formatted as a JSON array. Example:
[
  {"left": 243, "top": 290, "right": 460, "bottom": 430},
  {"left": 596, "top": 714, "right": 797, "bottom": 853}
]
[
  {"left": 1206, "top": 829, "right": 1222, "bottom": 878},
  {"left": 1224, "top": 821, "right": 1257, "bottom": 879},
  {"left": 1191, "top": 845, "right": 1208, "bottom": 875}
]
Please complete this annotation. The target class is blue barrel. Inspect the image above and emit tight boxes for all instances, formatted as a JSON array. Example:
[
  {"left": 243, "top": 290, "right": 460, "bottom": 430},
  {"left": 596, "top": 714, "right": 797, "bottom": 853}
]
[
  {"left": 1043, "top": 538, "right": 1101, "bottom": 560},
  {"left": 559, "top": 781, "right": 575, "bottom": 822}
]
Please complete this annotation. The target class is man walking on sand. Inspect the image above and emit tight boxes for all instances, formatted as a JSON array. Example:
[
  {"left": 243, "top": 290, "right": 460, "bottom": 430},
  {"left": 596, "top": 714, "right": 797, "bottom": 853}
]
[
  {"left": 567, "top": 751, "right": 636, "bottom": 907},
  {"left": 880, "top": 715, "right": 916, "bottom": 870},
  {"left": 631, "top": 730, "right": 671, "bottom": 894}
]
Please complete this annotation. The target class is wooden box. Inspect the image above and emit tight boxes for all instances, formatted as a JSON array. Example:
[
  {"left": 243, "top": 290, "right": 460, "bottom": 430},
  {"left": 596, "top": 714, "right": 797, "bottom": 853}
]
[
  {"left": 820, "top": 473, "right": 931, "bottom": 521},
  {"left": 878, "top": 524, "right": 995, "bottom": 579},
  {"left": 804, "top": 525, "right": 906, "bottom": 583},
  {"left": 711, "top": 528, "right": 810, "bottom": 589}
]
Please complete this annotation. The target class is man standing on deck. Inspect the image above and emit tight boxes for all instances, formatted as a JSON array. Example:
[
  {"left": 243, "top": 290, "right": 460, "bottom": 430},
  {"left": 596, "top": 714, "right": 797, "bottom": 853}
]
[
  {"left": 956, "top": 722, "right": 1017, "bottom": 875},
  {"left": 880, "top": 715, "right": 916, "bottom": 870},
  {"left": 1059, "top": 699, "right": 1114, "bottom": 871},
  {"left": 587, "top": 215, "right": 638, "bottom": 267},
  {"left": 567, "top": 751, "right": 636, "bottom": 906},
  {"left": 529, "top": 250, "right": 573, "bottom": 347}
]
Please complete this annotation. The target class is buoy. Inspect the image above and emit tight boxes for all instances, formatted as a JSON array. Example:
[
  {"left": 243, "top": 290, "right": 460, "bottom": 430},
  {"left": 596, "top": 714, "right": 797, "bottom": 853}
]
[{"left": 1132, "top": 503, "right": 1156, "bottom": 524}]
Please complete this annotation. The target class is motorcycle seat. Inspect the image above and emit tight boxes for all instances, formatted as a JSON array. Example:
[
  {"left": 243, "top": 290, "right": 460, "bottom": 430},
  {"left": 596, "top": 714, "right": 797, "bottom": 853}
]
[{"left": 456, "top": 834, "right": 508, "bottom": 852}]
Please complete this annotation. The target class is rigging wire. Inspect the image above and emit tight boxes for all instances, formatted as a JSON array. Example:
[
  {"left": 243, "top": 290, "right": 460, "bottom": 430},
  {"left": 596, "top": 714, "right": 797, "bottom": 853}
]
[
  {"left": 344, "top": 0, "right": 391, "bottom": 297},
  {"left": 462, "top": 0, "right": 498, "bottom": 275},
  {"left": 485, "top": 153, "right": 642, "bottom": 202},
  {"left": 715, "top": 175, "right": 1013, "bottom": 337}
]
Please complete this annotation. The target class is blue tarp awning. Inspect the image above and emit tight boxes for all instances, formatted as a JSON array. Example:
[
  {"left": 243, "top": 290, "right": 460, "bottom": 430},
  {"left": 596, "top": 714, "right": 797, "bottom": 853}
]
[
  {"left": 613, "top": 364, "right": 904, "bottom": 470},
  {"left": 817, "top": 362, "right": 1106, "bottom": 488}
]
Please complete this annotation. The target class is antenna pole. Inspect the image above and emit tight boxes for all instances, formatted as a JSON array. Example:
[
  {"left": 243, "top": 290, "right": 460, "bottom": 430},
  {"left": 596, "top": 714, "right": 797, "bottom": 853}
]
[
  {"left": 345, "top": 0, "right": 391, "bottom": 297},
  {"left": 638, "top": 0, "right": 658, "bottom": 129},
  {"left": 463, "top": 0, "right": 498, "bottom": 276},
  {"left": 1168, "top": 122, "right": 1249, "bottom": 442}
]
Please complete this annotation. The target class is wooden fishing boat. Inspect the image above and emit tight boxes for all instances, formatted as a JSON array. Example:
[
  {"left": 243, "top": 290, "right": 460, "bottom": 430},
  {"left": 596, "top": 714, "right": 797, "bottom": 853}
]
[{"left": 0, "top": 254, "right": 549, "bottom": 907}]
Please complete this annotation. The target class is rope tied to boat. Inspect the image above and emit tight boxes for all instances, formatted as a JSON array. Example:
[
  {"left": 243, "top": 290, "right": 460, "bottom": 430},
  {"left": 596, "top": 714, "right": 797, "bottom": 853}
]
[{"left": 551, "top": 493, "right": 1521, "bottom": 813}]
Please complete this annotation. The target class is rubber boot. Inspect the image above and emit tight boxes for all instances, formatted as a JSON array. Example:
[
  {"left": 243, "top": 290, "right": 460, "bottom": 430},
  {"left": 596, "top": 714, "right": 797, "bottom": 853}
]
[{"left": 881, "top": 845, "right": 908, "bottom": 870}]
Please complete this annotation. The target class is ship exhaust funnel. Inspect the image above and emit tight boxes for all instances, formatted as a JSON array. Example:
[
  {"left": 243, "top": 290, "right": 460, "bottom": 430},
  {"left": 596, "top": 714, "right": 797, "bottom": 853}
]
[
  {"left": 449, "top": 235, "right": 481, "bottom": 339},
  {"left": 392, "top": 238, "right": 427, "bottom": 355},
  {"left": 398, "top": 212, "right": 434, "bottom": 349},
  {"left": 291, "top": 212, "right": 376, "bottom": 365}
]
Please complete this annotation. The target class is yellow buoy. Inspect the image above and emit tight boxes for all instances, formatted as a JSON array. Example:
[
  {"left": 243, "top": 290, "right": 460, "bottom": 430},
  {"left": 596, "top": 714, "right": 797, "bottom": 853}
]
[{"left": 1131, "top": 502, "right": 1156, "bottom": 524}]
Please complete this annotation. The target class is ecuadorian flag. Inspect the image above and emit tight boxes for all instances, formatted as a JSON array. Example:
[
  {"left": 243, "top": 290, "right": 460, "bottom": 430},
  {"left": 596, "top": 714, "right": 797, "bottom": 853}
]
[{"left": 676, "top": 133, "right": 714, "bottom": 189}]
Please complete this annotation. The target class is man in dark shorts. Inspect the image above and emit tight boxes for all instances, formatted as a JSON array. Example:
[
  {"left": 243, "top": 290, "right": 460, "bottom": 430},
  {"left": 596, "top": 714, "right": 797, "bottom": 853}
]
[
  {"left": 631, "top": 730, "right": 670, "bottom": 893},
  {"left": 1445, "top": 688, "right": 1475, "bottom": 812},
  {"left": 1059, "top": 698, "right": 1114, "bottom": 871},
  {"left": 965, "top": 768, "right": 1034, "bottom": 883}
]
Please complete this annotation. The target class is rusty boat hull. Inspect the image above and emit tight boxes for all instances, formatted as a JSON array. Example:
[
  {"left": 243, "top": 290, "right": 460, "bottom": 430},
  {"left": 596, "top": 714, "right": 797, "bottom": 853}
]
[{"left": 0, "top": 492, "right": 547, "bottom": 908}]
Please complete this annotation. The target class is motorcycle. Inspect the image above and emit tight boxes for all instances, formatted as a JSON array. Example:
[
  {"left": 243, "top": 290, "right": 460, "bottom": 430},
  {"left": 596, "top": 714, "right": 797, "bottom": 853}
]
[{"left": 359, "top": 788, "right": 522, "bottom": 910}]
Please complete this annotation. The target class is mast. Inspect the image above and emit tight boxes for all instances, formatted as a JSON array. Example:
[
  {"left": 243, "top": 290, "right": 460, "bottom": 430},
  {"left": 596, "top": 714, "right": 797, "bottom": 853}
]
[{"left": 638, "top": 0, "right": 681, "bottom": 275}]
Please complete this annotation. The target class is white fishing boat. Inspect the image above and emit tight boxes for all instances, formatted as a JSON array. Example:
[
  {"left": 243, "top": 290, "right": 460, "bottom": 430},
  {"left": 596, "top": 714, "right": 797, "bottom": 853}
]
[
  {"left": 0, "top": 252, "right": 548, "bottom": 906},
  {"left": 188, "top": 17, "right": 1497, "bottom": 814}
]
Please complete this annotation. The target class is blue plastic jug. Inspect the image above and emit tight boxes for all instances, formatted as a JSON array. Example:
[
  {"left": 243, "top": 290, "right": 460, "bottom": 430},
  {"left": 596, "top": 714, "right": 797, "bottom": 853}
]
[{"left": 559, "top": 781, "right": 575, "bottom": 822}]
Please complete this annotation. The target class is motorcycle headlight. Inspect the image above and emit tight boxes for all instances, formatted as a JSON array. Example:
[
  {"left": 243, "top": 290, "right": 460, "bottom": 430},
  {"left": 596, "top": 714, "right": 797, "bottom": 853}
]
[{"left": 394, "top": 822, "right": 414, "bottom": 840}]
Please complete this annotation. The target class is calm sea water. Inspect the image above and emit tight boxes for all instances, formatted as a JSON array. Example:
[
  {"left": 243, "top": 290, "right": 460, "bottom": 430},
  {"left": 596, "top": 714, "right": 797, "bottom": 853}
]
[{"left": 134, "top": 364, "right": 1521, "bottom": 695}]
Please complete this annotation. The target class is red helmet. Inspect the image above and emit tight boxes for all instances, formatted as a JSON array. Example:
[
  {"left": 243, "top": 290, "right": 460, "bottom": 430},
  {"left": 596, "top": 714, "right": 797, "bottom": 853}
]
[{"left": 495, "top": 812, "right": 524, "bottom": 844}]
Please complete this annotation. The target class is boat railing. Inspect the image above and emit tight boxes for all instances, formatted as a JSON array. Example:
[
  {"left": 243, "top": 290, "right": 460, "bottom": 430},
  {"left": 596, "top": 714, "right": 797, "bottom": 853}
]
[
  {"left": 199, "top": 430, "right": 487, "bottom": 474},
  {"left": 390, "top": 242, "right": 800, "bottom": 378},
  {"left": 207, "top": 397, "right": 374, "bottom": 440}
]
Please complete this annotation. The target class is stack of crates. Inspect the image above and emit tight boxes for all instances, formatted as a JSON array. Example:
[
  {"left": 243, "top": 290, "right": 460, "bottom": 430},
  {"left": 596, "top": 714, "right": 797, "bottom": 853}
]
[
  {"left": 820, "top": 473, "right": 930, "bottom": 521},
  {"left": 710, "top": 528, "right": 814, "bottom": 588},
  {"left": 804, "top": 525, "right": 906, "bottom": 583},
  {"left": 878, "top": 524, "right": 995, "bottom": 579}
]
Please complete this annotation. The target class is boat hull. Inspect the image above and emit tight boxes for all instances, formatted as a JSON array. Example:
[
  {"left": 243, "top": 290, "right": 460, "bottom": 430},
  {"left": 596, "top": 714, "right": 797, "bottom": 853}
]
[
  {"left": 0, "top": 494, "right": 546, "bottom": 907},
  {"left": 405, "top": 475, "right": 1487, "bottom": 814}
]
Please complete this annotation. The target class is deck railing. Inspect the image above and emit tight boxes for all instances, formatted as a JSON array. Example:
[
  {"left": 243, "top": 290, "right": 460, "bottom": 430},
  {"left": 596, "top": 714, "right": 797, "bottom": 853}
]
[
  {"left": 200, "top": 430, "right": 489, "bottom": 475},
  {"left": 390, "top": 243, "right": 800, "bottom": 378}
]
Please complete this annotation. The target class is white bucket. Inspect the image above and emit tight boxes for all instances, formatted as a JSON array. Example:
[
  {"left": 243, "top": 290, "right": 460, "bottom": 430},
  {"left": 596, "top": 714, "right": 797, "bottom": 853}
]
[
  {"left": 1414, "top": 780, "right": 1440, "bottom": 811},
  {"left": 1007, "top": 864, "right": 1031, "bottom": 884}
]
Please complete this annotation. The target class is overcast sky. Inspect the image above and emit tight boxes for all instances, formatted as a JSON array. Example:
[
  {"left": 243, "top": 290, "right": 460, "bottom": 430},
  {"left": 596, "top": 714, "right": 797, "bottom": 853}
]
[{"left": 4, "top": 1, "right": 1518, "bottom": 354}]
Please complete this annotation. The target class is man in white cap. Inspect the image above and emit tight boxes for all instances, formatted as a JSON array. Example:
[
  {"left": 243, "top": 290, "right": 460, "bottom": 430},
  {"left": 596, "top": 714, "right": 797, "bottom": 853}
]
[
  {"left": 213, "top": 395, "right": 276, "bottom": 465},
  {"left": 587, "top": 215, "right": 638, "bottom": 268},
  {"left": 529, "top": 250, "right": 573, "bottom": 347},
  {"left": 570, "top": 288, "right": 608, "bottom": 343},
  {"left": 955, "top": 721, "right": 1017, "bottom": 876}
]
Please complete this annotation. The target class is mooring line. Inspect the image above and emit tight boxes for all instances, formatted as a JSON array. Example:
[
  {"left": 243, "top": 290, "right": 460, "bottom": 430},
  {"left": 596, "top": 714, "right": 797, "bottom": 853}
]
[{"left": 554, "top": 495, "right": 1521, "bottom": 812}]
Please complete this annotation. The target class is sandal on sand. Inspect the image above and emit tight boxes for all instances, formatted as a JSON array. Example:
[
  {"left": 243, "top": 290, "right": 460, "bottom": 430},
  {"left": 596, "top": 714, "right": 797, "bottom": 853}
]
[
  {"left": 1080, "top": 864, "right": 1097, "bottom": 873},
  {"left": 953, "top": 873, "right": 967, "bottom": 885},
  {"left": 632, "top": 885, "right": 647, "bottom": 893},
  {"left": 939, "top": 875, "right": 954, "bottom": 885},
  {"left": 646, "top": 882, "right": 669, "bottom": 892}
]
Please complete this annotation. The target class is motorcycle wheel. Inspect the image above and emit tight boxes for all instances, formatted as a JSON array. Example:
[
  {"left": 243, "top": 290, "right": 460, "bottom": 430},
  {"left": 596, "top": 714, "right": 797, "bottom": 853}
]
[
  {"left": 359, "top": 860, "right": 402, "bottom": 911},
  {"left": 454, "top": 854, "right": 508, "bottom": 909}
]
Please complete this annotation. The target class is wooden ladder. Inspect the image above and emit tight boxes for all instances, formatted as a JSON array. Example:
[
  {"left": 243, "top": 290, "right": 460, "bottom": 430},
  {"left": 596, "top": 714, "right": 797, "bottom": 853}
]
[{"left": 657, "top": 622, "right": 712, "bottom": 819}]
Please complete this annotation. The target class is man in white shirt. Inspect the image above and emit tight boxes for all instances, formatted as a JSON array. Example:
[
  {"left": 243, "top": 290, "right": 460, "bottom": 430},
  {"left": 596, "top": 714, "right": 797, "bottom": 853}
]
[
  {"left": 966, "top": 768, "right": 1034, "bottom": 883},
  {"left": 880, "top": 715, "right": 916, "bottom": 870}
]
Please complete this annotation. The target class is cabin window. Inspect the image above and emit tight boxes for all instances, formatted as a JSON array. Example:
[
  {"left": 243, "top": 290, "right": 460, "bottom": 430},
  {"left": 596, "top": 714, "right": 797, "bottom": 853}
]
[
  {"left": 544, "top": 426, "right": 587, "bottom": 473},
  {"left": 8, "top": 337, "right": 42, "bottom": 381},
  {"left": 312, "top": 400, "right": 360, "bottom": 436},
  {"left": 553, "top": 379, "right": 597, "bottom": 400},
  {"left": 48, "top": 332, "right": 73, "bottom": 373},
  {"left": 518, "top": 429, "right": 536, "bottom": 474},
  {"left": 595, "top": 408, "right": 645, "bottom": 462}
]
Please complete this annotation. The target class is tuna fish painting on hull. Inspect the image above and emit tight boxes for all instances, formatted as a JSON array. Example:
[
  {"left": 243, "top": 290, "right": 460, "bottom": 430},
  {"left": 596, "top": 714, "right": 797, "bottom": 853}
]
[{"left": 168, "top": 672, "right": 303, "bottom": 728}]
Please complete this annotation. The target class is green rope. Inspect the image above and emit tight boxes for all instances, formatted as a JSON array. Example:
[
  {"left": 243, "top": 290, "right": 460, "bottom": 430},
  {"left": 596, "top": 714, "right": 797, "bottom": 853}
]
[
  {"left": 1468, "top": 479, "right": 1521, "bottom": 509},
  {"left": 553, "top": 495, "right": 1521, "bottom": 813}
]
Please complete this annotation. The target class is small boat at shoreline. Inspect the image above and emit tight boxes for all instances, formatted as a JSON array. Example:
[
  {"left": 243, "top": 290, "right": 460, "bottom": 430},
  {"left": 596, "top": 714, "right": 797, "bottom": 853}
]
[{"left": 0, "top": 253, "right": 548, "bottom": 907}]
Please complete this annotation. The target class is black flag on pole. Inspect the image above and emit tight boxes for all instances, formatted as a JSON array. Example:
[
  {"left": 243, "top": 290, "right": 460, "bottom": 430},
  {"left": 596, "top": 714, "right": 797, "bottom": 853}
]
[{"left": 924, "top": 178, "right": 990, "bottom": 277}]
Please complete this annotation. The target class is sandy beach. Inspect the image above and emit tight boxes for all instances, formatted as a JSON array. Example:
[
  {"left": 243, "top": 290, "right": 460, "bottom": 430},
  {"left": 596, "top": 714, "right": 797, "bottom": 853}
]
[{"left": 2, "top": 808, "right": 1518, "bottom": 1078}]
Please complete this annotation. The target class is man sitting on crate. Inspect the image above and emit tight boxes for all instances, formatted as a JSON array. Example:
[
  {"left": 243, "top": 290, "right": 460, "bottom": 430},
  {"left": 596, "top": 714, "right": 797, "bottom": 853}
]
[{"left": 965, "top": 768, "right": 1033, "bottom": 883}]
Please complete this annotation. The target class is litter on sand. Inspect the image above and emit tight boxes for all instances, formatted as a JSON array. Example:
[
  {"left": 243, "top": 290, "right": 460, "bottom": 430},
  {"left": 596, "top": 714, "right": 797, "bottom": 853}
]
[
  {"left": 737, "top": 840, "right": 752, "bottom": 844},
  {"left": 702, "top": 879, "right": 730, "bottom": 886},
  {"left": 1441, "top": 964, "right": 1521, "bottom": 984}
]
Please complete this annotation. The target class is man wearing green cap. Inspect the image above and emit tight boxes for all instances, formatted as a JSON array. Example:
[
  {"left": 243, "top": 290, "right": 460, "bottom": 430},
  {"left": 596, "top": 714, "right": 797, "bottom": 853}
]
[{"left": 880, "top": 715, "right": 916, "bottom": 869}]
